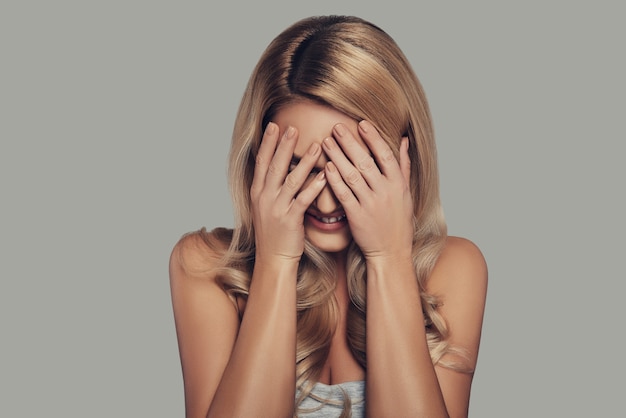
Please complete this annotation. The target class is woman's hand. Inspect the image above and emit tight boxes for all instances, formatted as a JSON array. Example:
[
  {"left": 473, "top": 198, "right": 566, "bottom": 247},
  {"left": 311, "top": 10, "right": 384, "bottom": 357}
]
[
  {"left": 250, "top": 122, "right": 328, "bottom": 263},
  {"left": 322, "top": 120, "right": 413, "bottom": 262}
]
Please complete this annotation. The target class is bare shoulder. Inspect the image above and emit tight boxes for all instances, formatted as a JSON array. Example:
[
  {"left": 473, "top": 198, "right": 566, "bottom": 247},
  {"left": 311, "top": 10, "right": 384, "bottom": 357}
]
[
  {"left": 428, "top": 239, "right": 487, "bottom": 418},
  {"left": 169, "top": 227, "right": 232, "bottom": 282},
  {"left": 169, "top": 228, "right": 240, "bottom": 415},
  {"left": 427, "top": 236, "right": 488, "bottom": 369},
  {"left": 427, "top": 236, "right": 488, "bottom": 294}
]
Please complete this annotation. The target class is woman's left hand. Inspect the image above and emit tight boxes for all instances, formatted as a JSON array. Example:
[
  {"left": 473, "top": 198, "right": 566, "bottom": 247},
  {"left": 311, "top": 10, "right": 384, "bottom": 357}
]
[{"left": 322, "top": 120, "right": 414, "bottom": 262}]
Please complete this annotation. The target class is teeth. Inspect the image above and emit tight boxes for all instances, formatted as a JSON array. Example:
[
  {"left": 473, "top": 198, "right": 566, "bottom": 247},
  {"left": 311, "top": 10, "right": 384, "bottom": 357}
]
[{"left": 317, "top": 214, "right": 346, "bottom": 223}]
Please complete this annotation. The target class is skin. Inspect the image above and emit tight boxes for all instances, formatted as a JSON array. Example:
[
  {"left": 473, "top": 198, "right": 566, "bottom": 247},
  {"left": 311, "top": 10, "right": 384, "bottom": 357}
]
[
  {"left": 170, "top": 100, "right": 487, "bottom": 417},
  {"left": 272, "top": 101, "right": 365, "bottom": 254}
]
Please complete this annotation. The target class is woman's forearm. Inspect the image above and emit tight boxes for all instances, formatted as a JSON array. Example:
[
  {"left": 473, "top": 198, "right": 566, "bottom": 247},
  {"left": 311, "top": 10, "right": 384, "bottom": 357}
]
[
  {"left": 365, "top": 257, "right": 449, "bottom": 418},
  {"left": 207, "top": 258, "right": 298, "bottom": 418}
]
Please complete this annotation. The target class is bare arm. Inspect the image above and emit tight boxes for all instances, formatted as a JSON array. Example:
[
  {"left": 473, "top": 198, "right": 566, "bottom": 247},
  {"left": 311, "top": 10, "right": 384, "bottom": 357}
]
[
  {"left": 170, "top": 233, "right": 240, "bottom": 417},
  {"left": 365, "top": 237, "right": 487, "bottom": 418},
  {"left": 429, "top": 237, "right": 488, "bottom": 417},
  {"left": 323, "top": 120, "right": 487, "bottom": 417},
  {"left": 206, "top": 258, "right": 299, "bottom": 417},
  {"left": 170, "top": 123, "right": 327, "bottom": 417},
  {"left": 170, "top": 235, "right": 300, "bottom": 417},
  {"left": 365, "top": 255, "right": 447, "bottom": 417}
]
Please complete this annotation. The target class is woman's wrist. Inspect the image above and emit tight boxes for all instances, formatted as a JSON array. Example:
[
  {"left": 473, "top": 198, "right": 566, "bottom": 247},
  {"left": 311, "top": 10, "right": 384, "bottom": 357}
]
[
  {"left": 253, "top": 254, "right": 300, "bottom": 280},
  {"left": 365, "top": 253, "right": 417, "bottom": 292},
  {"left": 365, "top": 252, "right": 413, "bottom": 272}
]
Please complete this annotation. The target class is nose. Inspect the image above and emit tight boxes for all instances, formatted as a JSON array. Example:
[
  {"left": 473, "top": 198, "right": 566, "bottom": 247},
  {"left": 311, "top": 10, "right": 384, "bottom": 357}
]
[{"left": 315, "top": 182, "right": 341, "bottom": 214}]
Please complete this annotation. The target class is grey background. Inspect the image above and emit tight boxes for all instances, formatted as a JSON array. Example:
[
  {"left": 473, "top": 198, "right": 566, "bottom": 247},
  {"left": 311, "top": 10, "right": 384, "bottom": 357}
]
[{"left": 1, "top": 1, "right": 624, "bottom": 417}]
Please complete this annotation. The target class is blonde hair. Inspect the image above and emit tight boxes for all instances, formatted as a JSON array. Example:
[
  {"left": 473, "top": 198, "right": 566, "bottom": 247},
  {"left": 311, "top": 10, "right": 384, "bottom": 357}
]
[{"left": 203, "top": 15, "right": 466, "bottom": 416}]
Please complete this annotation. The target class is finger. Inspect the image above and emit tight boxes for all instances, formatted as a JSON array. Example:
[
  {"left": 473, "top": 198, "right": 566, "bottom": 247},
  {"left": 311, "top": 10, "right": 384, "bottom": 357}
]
[
  {"left": 264, "top": 126, "right": 298, "bottom": 190},
  {"left": 331, "top": 123, "right": 383, "bottom": 189},
  {"left": 250, "top": 122, "right": 280, "bottom": 196},
  {"left": 324, "top": 161, "right": 359, "bottom": 211},
  {"left": 276, "top": 142, "right": 322, "bottom": 206},
  {"left": 322, "top": 135, "right": 370, "bottom": 200},
  {"left": 399, "top": 136, "right": 411, "bottom": 184},
  {"left": 290, "top": 170, "right": 327, "bottom": 213},
  {"left": 358, "top": 120, "right": 403, "bottom": 181}
]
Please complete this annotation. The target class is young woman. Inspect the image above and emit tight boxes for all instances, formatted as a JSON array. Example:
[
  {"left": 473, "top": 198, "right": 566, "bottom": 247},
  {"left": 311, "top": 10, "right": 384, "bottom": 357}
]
[{"left": 170, "top": 15, "right": 487, "bottom": 418}]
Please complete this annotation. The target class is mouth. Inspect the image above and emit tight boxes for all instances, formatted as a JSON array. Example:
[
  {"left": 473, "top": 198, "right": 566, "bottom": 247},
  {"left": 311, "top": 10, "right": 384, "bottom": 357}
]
[
  {"left": 312, "top": 213, "right": 347, "bottom": 224},
  {"left": 305, "top": 210, "right": 348, "bottom": 231}
]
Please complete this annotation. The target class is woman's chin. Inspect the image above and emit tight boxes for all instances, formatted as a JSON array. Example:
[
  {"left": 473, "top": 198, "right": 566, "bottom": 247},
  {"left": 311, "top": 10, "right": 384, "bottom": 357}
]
[{"left": 305, "top": 229, "right": 352, "bottom": 254}]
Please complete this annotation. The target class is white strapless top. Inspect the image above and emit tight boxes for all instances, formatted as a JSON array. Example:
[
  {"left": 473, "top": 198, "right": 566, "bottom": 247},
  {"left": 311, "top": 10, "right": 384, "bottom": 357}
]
[{"left": 297, "top": 380, "right": 365, "bottom": 417}]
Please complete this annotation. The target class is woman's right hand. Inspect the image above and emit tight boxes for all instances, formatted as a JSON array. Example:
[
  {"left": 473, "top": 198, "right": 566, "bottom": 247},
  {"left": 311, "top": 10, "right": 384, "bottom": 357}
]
[{"left": 250, "top": 122, "right": 327, "bottom": 264}]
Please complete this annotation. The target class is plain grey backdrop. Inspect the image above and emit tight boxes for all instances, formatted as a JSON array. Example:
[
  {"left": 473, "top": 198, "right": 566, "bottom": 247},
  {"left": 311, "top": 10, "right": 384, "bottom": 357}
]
[{"left": 2, "top": 1, "right": 624, "bottom": 416}]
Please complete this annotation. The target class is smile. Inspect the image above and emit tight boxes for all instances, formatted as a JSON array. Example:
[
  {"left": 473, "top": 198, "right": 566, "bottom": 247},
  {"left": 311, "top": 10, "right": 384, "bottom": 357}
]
[{"left": 314, "top": 214, "right": 347, "bottom": 224}]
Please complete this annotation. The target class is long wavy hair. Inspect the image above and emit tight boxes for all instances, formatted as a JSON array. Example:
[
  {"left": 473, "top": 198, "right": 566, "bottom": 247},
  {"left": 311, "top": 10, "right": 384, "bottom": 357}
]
[{"left": 201, "top": 15, "right": 467, "bottom": 416}]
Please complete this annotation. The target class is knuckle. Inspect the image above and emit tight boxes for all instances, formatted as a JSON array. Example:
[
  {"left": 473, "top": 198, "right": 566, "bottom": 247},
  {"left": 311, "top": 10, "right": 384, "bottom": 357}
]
[
  {"left": 293, "top": 192, "right": 310, "bottom": 207},
  {"left": 283, "top": 173, "right": 299, "bottom": 191},
  {"left": 255, "top": 194, "right": 268, "bottom": 209},
  {"left": 337, "top": 188, "right": 352, "bottom": 202},
  {"left": 357, "top": 156, "right": 376, "bottom": 172},
  {"left": 267, "top": 161, "right": 280, "bottom": 175},
  {"left": 255, "top": 154, "right": 265, "bottom": 167},
  {"left": 250, "top": 181, "right": 265, "bottom": 197},
  {"left": 381, "top": 149, "right": 396, "bottom": 163},
  {"left": 345, "top": 170, "right": 361, "bottom": 186}
]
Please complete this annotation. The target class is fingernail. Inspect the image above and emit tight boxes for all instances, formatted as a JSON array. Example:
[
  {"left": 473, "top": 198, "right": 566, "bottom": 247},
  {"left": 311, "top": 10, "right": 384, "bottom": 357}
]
[
  {"left": 322, "top": 137, "right": 335, "bottom": 149},
  {"left": 265, "top": 122, "right": 276, "bottom": 135},
  {"left": 326, "top": 162, "right": 336, "bottom": 172},
  {"left": 317, "top": 171, "right": 326, "bottom": 181},
  {"left": 308, "top": 143, "right": 320, "bottom": 155},
  {"left": 358, "top": 120, "right": 369, "bottom": 133},
  {"left": 286, "top": 126, "right": 296, "bottom": 139},
  {"left": 333, "top": 124, "right": 347, "bottom": 137}
]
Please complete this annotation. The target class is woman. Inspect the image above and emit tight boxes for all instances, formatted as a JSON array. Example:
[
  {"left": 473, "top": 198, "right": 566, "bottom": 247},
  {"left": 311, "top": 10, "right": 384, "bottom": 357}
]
[{"left": 170, "top": 15, "right": 487, "bottom": 418}]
